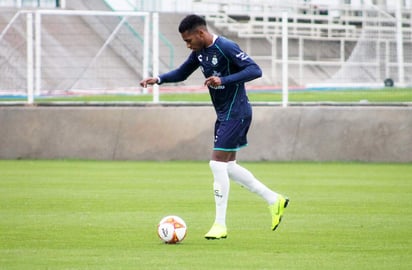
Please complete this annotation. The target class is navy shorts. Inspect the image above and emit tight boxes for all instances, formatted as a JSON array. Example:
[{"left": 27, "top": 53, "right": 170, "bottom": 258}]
[{"left": 213, "top": 117, "right": 252, "bottom": 151}]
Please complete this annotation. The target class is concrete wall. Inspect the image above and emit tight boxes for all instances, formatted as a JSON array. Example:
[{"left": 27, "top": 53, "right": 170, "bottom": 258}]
[{"left": 0, "top": 106, "right": 411, "bottom": 162}]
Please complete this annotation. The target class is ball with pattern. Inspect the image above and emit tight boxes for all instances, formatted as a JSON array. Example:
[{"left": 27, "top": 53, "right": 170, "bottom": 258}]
[{"left": 157, "top": 215, "right": 187, "bottom": 244}]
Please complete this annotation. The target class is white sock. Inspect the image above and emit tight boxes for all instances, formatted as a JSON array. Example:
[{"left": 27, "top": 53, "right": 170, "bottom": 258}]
[
  {"left": 227, "top": 160, "right": 278, "bottom": 205},
  {"left": 209, "top": 160, "right": 230, "bottom": 227}
]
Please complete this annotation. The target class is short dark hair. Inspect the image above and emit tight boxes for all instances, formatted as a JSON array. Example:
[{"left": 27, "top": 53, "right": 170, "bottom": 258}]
[{"left": 178, "top": 14, "right": 207, "bottom": 33}]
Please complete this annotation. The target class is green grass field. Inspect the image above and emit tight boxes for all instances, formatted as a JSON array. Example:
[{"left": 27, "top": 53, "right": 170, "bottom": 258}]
[
  {"left": 1, "top": 87, "right": 412, "bottom": 103},
  {"left": 1, "top": 160, "right": 411, "bottom": 269}
]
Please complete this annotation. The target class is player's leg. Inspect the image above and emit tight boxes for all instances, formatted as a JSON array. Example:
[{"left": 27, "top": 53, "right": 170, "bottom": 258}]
[
  {"left": 224, "top": 117, "right": 289, "bottom": 231},
  {"left": 227, "top": 160, "right": 289, "bottom": 231},
  {"left": 205, "top": 119, "right": 239, "bottom": 240},
  {"left": 204, "top": 151, "right": 235, "bottom": 240},
  {"left": 227, "top": 160, "right": 279, "bottom": 204},
  {"left": 209, "top": 157, "right": 230, "bottom": 227}
]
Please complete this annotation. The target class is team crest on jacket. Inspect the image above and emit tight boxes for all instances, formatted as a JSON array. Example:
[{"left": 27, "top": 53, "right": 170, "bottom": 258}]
[{"left": 211, "top": 55, "right": 218, "bottom": 66}]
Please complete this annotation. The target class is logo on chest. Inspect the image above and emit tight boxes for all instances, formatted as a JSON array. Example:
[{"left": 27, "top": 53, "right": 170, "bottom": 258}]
[{"left": 211, "top": 55, "right": 218, "bottom": 66}]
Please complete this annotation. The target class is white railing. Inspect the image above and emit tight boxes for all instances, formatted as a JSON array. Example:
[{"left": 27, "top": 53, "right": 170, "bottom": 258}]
[
  {"left": 202, "top": 2, "right": 412, "bottom": 41},
  {"left": 0, "top": 0, "right": 65, "bottom": 8},
  {"left": 200, "top": 2, "right": 411, "bottom": 93}
]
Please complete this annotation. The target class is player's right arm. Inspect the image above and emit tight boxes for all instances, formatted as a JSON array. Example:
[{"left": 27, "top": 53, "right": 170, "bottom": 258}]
[
  {"left": 158, "top": 52, "right": 199, "bottom": 84},
  {"left": 139, "top": 53, "right": 199, "bottom": 87}
]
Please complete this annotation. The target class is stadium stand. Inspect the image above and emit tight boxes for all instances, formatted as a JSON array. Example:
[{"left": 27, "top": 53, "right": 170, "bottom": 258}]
[
  {"left": 0, "top": 0, "right": 411, "bottom": 93},
  {"left": 196, "top": 0, "right": 412, "bottom": 86}
]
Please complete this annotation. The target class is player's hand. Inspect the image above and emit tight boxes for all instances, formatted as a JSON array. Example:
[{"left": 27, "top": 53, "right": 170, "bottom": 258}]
[
  {"left": 139, "top": 77, "right": 158, "bottom": 88},
  {"left": 204, "top": 76, "right": 221, "bottom": 87}
]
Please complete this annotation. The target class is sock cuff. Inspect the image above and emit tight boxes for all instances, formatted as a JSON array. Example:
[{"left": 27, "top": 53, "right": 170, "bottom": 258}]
[{"left": 209, "top": 160, "right": 228, "bottom": 171}]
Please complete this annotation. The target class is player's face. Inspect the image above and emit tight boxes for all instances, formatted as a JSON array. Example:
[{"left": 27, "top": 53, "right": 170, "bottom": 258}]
[{"left": 181, "top": 29, "right": 204, "bottom": 52}]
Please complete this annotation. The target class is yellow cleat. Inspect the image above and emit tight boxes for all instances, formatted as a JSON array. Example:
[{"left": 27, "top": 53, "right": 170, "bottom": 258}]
[
  {"left": 269, "top": 195, "right": 289, "bottom": 231},
  {"left": 204, "top": 223, "right": 227, "bottom": 240}
]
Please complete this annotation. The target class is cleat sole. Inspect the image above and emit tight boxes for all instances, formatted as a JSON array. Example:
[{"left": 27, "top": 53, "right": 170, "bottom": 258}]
[
  {"left": 205, "top": 235, "right": 227, "bottom": 240},
  {"left": 284, "top": 198, "right": 290, "bottom": 208}
]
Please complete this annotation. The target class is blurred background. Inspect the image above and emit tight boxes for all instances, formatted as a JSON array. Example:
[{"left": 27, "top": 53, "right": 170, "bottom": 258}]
[{"left": 0, "top": 0, "right": 411, "bottom": 104}]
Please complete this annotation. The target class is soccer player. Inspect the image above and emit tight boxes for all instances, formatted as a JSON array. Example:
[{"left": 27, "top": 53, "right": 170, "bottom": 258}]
[{"left": 140, "top": 14, "right": 289, "bottom": 239}]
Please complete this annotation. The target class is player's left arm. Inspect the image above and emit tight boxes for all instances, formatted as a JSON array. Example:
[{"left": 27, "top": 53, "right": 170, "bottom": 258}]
[{"left": 219, "top": 43, "right": 262, "bottom": 85}]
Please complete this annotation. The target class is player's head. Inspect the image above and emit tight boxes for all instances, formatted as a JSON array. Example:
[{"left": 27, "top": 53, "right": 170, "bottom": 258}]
[
  {"left": 178, "top": 14, "right": 207, "bottom": 34},
  {"left": 178, "top": 14, "right": 211, "bottom": 52}
]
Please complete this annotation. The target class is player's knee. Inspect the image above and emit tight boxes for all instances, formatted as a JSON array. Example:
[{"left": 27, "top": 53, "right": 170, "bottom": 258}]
[
  {"left": 209, "top": 160, "right": 228, "bottom": 173},
  {"left": 226, "top": 160, "right": 236, "bottom": 176}
]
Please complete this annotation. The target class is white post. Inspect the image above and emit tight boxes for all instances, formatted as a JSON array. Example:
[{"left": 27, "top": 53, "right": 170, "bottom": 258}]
[
  {"left": 60, "top": 0, "right": 66, "bottom": 8},
  {"left": 385, "top": 40, "right": 390, "bottom": 79},
  {"left": 395, "top": 0, "right": 405, "bottom": 86},
  {"left": 142, "top": 13, "right": 150, "bottom": 94},
  {"left": 282, "top": 11, "right": 289, "bottom": 107},
  {"left": 246, "top": 38, "right": 251, "bottom": 56},
  {"left": 271, "top": 37, "right": 277, "bottom": 85},
  {"left": 298, "top": 37, "right": 303, "bottom": 86},
  {"left": 35, "top": 11, "right": 41, "bottom": 96},
  {"left": 27, "top": 13, "right": 34, "bottom": 104},
  {"left": 152, "top": 12, "right": 160, "bottom": 103}
]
